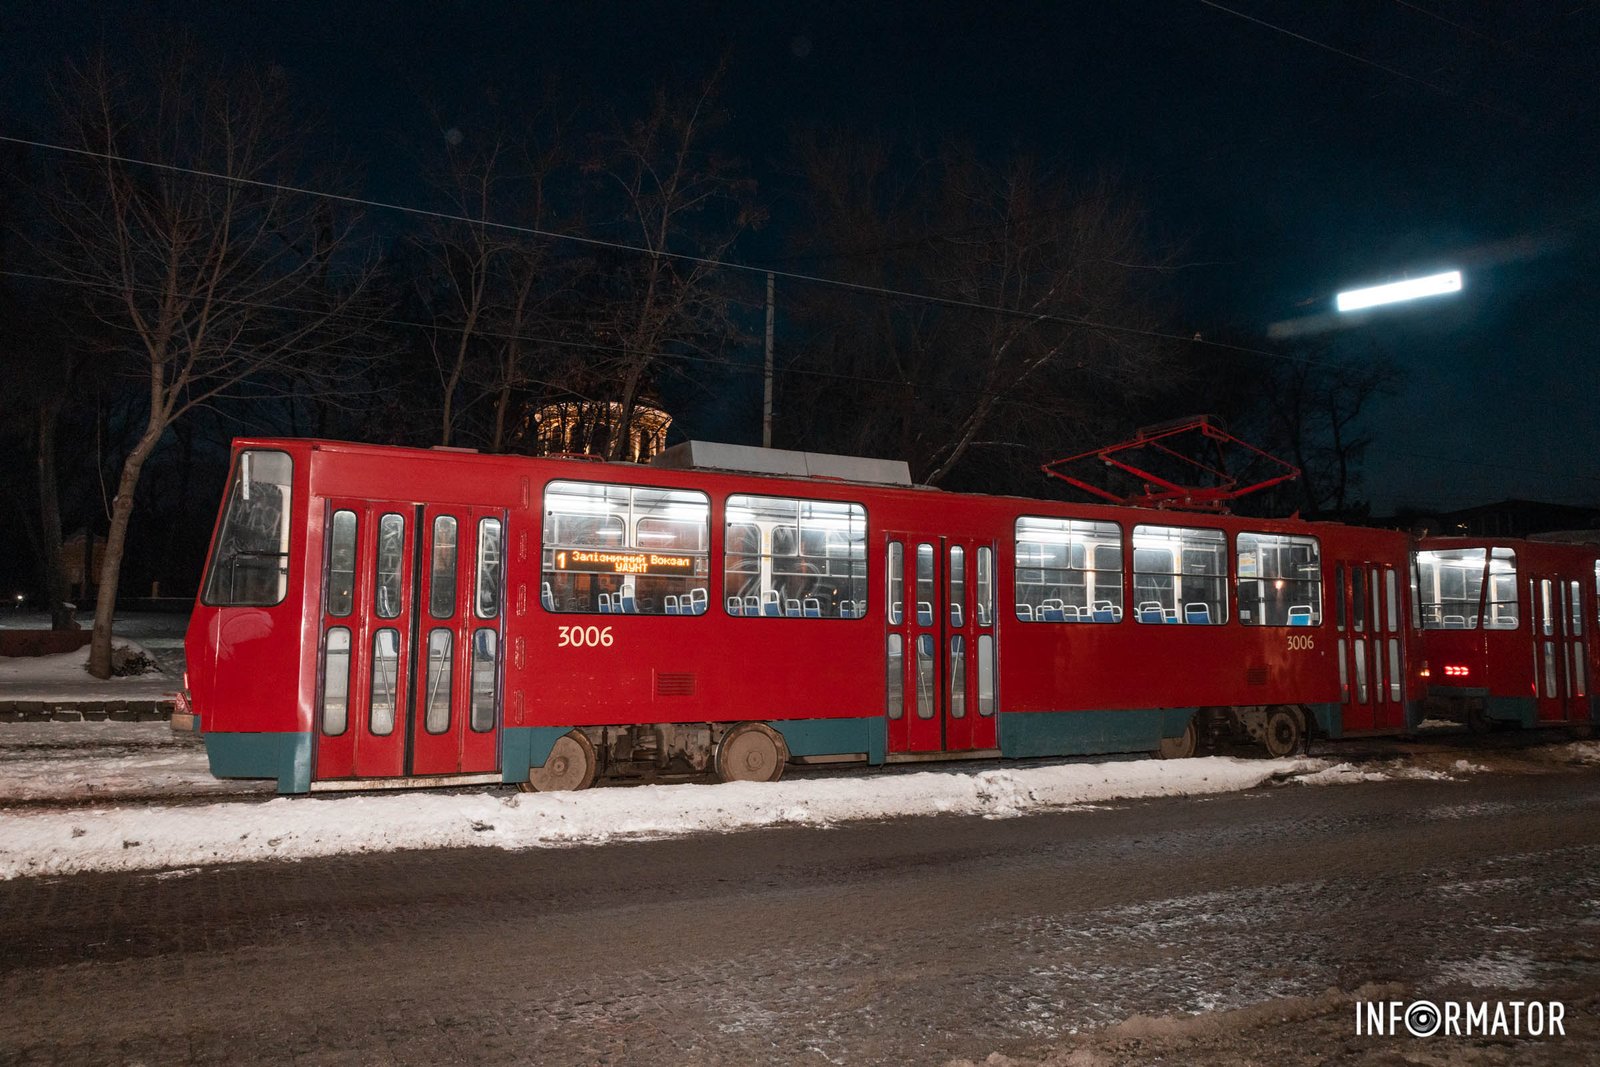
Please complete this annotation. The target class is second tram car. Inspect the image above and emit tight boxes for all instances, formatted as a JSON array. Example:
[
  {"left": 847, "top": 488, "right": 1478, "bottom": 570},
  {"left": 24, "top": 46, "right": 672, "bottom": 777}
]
[
  {"left": 1416, "top": 536, "right": 1598, "bottom": 729},
  {"left": 177, "top": 438, "right": 1437, "bottom": 793}
]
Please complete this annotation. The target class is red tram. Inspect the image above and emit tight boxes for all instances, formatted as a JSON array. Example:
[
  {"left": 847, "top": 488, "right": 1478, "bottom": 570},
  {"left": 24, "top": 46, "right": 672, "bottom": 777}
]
[
  {"left": 1415, "top": 537, "right": 1598, "bottom": 729},
  {"left": 176, "top": 438, "right": 1430, "bottom": 794}
]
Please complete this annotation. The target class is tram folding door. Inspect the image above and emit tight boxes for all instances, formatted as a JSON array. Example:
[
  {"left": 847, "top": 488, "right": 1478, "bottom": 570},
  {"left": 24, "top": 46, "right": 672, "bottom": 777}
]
[
  {"left": 884, "top": 535, "right": 999, "bottom": 755},
  {"left": 1527, "top": 572, "right": 1588, "bottom": 723},
  {"left": 314, "top": 500, "right": 506, "bottom": 782},
  {"left": 1331, "top": 561, "right": 1407, "bottom": 732}
]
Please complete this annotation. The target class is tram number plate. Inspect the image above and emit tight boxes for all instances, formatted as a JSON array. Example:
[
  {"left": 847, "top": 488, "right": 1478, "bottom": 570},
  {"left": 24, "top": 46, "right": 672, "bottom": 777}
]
[
  {"left": 558, "top": 625, "right": 615, "bottom": 649},
  {"left": 1286, "top": 634, "right": 1315, "bottom": 651}
]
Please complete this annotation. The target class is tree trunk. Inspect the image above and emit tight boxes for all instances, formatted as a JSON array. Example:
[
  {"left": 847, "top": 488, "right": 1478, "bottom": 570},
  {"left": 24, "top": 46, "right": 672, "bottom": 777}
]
[
  {"left": 87, "top": 421, "right": 164, "bottom": 678},
  {"left": 36, "top": 399, "right": 75, "bottom": 630}
]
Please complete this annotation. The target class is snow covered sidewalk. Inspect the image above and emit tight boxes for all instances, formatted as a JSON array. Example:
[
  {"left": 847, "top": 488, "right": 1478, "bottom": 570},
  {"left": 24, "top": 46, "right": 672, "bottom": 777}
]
[
  {"left": 0, "top": 645, "right": 175, "bottom": 706},
  {"left": 0, "top": 753, "right": 1324, "bottom": 880}
]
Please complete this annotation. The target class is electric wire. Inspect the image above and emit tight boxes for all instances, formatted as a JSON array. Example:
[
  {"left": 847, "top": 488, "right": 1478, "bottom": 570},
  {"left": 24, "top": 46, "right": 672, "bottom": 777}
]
[{"left": 0, "top": 132, "right": 1336, "bottom": 368}]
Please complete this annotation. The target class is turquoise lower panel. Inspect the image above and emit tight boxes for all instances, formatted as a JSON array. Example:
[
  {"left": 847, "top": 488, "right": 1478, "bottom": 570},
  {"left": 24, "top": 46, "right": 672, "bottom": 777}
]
[
  {"left": 998, "top": 709, "right": 1195, "bottom": 759},
  {"left": 1305, "top": 703, "right": 1343, "bottom": 739},
  {"left": 769, "top": 717, "right": 886, "bottom": 766},
  {"left": 1486, "top": 696, "right": 1537, "bottom": 728},
  {"left": 205, "top": 731, "right": 313, "bottom": 795},
  {"left": 500, "top": 726, "right": 573, "bottom": 784}
]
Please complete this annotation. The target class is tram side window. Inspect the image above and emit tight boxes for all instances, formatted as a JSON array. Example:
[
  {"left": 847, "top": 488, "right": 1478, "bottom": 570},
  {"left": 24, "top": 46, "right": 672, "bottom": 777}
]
[
  {"left": 325, "top": 510, "right": 357, "bottom": 617},
  {"left": 1485, "top": 548, "right": 1518, "bottom": 629},
  {"left": 542, "top": 481, "right": 710, "bottom": 615},
  {"left": 1132, "top": 525, "right": 1227, "bottom": 624},
  {"left": 1414, "top": 547, "right": 1490, "bottom": 629},
  {"left": 1014, "top": 516, "right": 1122, "bottom": 622},
  {"left": 1236, "top": 532, "right": 1321, "bottom": 626},
  {"left": 475, "top": 518, "right": 502, "bottom": 619},
  {"left": 429, "top": 516, "right": 458, "bottom": 618},
  {"left": 724, "top": 495, "right": 868, "bottom": 618},
  {"left": 202, "top": 450, "right": 294, "bottom": 607}
]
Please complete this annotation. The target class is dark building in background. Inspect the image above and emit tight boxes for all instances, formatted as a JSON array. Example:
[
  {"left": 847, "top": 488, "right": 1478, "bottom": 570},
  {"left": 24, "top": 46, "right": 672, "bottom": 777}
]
[{"left": 1392, "top": 499, "right": 1600, "bottom": 540}]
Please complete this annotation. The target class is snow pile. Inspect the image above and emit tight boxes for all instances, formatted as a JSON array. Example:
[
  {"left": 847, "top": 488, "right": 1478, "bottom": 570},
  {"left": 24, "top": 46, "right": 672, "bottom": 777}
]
[
  {"left": 1561, "top": 741, "right": 1600, "bottom": 765},
  {"left": 1293, "top": 760, "right": 1456, "bottom": 786},
  {"left": 0, "top": 754, "right": 1323, "bottom": 879}
]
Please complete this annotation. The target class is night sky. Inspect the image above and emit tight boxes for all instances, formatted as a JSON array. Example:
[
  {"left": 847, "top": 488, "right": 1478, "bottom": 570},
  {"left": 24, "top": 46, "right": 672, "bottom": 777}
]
[{"left": 5, "top": 0, "right": 1598, "bottom": 513}]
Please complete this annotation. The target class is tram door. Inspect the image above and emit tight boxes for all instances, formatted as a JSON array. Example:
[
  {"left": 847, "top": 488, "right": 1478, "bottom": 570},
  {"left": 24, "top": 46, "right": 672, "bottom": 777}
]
[
  {"left": 1527, "top": 574, "right": 1587, "bottom": 723},
  {"left": 314, "top": 500, "right": 505, "bottom": 781},
  {"left": 1333, "top": 562, "right": 1406, "bottom": 732},
  {"left": 884, "top": 535, "right": 998, "bottom": 755}
]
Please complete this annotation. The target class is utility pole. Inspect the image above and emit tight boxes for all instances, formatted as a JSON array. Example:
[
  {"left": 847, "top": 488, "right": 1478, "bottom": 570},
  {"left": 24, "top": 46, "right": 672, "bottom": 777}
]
[{"left": 763, "top": 271, "right": 775, "bottom": 448}]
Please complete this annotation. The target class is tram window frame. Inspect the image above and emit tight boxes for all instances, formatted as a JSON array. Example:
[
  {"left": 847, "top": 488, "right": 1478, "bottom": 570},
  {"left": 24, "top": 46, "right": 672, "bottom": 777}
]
[
  {"left": 1014, "top": 516, "right": 1123, "bottom": 623},
  {"left": 1132, "top": 524, "right": 1228, "bottom": 625},
  {"left": 1235, "top": 532, "right": 1322, "bottom": 627},
  {"left": 723, "top": 494, "right": 868, "bottom": 620},
  {"left": 541, "top": 481, "right": 712, "bottom": 616},
  {"left": 201, "top": 449, "right": 295, "bottom": 608}
]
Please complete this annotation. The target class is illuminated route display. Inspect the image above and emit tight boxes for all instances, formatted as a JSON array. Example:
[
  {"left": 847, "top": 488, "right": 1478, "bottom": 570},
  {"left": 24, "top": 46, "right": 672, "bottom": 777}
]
[{"left": 553, "top": 549, "right": 697, "bottom": 576}]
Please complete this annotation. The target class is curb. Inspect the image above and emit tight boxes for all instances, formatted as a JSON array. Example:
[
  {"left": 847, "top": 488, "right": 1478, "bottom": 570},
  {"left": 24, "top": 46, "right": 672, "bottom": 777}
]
[{"left": 0, "top": 700, "right": 175, "bottom": 723}]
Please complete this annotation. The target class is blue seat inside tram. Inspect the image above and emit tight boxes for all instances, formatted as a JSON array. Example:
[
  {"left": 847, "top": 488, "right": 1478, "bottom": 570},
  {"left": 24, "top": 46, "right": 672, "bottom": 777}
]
[{"left": 1185, "top": 603, "right": 1212, "bottom": 624}]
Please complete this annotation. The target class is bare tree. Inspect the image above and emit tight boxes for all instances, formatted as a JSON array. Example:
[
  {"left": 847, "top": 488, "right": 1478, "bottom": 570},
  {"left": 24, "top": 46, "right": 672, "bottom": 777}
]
[
  {"left": 416, "top": 140, "right": 510, "bottom": 447},
  {"left": 1260, "top": 347, "right": 1403, "bottom": 516},
  {"left": 585, "top": 73, "right": 762, "bottom": 460},
  {"left": 38, "top": 46, "right": 373, "bottom": 677},
  {"left": 780, "top": 135, "right": 1178, "bottom": 491}
]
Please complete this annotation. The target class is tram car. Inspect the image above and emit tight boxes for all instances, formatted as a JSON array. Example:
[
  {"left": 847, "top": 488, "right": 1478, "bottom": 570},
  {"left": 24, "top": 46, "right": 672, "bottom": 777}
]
[
  {"left": 1415, "top": 536, "right": 1598, "bottom": 730},
  {"left": 174, "top": 438, "right": 1426, "bottom": 794}
]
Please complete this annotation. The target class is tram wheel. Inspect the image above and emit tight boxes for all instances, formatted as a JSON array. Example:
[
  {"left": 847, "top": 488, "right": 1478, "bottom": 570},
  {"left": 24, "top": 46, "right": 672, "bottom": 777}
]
[
  {"left": 1156, "top": 719, "right": 1197, "bottom": 760},
  {"left": 520, "top": 730, "right": 598, "bottom": 793},
  {"left": 1262, "top": 707, "right": 1303, "bottom": 759},
  {"left": 714, "top": 722, "right": 789, "bottom": 784}
]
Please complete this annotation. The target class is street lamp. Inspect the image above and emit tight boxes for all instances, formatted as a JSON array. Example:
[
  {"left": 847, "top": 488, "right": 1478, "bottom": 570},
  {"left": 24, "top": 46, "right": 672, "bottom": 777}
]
[{"left": 1336, "top": 270, "right": 1462, "bottom": 313}]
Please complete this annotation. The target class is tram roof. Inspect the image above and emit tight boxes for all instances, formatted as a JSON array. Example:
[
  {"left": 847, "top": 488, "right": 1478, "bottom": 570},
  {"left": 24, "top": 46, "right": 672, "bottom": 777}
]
[{"left": 651, "top": 440, "right": 912, "bottom": 487}]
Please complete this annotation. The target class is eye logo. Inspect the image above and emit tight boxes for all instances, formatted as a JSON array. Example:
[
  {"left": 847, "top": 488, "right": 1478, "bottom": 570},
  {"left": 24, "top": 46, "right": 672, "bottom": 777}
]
[{"left": 1405, "top": 1001, "right": 1442, "bottom": 1038}]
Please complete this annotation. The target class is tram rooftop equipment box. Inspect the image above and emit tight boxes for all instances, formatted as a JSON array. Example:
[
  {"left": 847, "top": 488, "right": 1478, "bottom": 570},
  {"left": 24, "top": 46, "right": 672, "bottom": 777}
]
[{"left": 651, "top": 440, "right": 913, "bottom": 487}]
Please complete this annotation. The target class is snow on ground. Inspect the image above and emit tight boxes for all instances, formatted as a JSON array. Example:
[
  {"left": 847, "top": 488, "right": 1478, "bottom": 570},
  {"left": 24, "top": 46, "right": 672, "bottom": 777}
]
[
  {"left": 0, "top": 722, "right": 265, "bottom": 803},
  {"left": 0, "top": 643, "right": 175, "bottom": 703},
  {"left": 0, "top": 753, "right": 1330, "bottom": 880},
  {"left": 0, "top": 609, "right": 191, "bottom": 677}
]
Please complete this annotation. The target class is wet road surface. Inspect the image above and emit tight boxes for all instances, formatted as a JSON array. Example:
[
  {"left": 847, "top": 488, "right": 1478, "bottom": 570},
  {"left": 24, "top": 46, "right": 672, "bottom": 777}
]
[{"left": 1, "top": 766, "right": 1598, "bottom": 1065}]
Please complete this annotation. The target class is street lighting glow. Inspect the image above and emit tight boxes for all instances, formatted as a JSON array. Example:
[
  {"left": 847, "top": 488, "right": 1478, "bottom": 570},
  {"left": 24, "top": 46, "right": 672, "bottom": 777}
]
[{"left": 1335, "top": 270, "right": 1462, "bottom": 313}]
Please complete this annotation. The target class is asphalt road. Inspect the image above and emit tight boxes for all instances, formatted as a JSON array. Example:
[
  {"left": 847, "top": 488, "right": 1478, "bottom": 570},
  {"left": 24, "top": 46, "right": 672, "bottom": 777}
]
[{"left": 2, "top": 766, "right": 1598, "bottom": 1065}]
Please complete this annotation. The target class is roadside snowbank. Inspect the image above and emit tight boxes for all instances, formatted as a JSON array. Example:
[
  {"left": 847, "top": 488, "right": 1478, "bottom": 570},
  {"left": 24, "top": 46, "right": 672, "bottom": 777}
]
[{"left": 0, "top": 755, "right": 1323, "bottom": 879}]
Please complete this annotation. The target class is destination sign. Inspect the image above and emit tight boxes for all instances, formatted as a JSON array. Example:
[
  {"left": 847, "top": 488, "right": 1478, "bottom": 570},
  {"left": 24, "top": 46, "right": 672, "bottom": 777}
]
[{"left": 553, "top": 549, "right": 696, "bottom": 576}]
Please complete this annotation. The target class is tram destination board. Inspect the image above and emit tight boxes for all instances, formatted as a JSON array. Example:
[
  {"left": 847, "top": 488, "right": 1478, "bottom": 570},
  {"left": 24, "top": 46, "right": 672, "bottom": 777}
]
[{"left": 553, "top": 549, "right": 696, "bottom": 576}]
